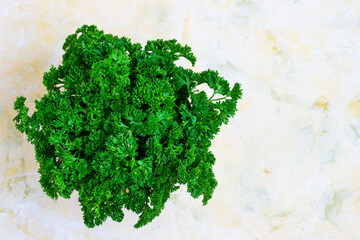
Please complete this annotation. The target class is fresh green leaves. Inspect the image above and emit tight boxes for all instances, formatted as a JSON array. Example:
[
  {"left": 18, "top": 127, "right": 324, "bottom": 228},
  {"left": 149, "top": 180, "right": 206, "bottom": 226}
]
[{"left": 13, "top": 24, "right": 242, "bottom": 228}]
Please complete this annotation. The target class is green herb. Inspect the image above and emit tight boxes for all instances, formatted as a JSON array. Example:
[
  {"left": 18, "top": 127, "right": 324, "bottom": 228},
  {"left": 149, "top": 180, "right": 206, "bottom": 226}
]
[{"left": 13, "top": 24, "right": 242, "bottom": 228}]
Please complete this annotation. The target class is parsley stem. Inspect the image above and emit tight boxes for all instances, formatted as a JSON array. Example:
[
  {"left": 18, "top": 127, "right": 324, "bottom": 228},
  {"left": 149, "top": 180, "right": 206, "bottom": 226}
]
[
  {"left": 211, "top": 96, "right": 228, "bottom": 102},
  {"left": 209, "top": 92, "right": 216, "bottom": 100}
]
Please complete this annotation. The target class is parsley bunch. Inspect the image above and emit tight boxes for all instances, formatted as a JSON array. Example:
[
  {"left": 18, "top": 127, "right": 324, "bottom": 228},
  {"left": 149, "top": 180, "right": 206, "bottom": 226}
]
[{"left": 13, "top": 25, "right": 242, "bottom": 228}]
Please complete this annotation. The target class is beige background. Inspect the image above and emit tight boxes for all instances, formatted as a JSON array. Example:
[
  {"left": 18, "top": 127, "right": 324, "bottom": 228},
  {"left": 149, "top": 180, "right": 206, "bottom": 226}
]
[{"left": 1, "top": 0, "right": 360, "bottom": 239}]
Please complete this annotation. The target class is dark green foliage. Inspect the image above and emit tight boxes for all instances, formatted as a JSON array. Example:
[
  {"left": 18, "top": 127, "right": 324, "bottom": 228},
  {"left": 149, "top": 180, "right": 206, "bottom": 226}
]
[{"left": 13, "top": 24, "right": 242, "bottom": 228}]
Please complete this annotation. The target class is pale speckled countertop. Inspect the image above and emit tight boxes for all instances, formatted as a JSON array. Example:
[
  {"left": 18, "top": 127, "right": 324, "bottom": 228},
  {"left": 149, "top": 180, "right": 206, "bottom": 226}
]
[{"left": 1, "top": 0, "right": 360, "bottom": 239}]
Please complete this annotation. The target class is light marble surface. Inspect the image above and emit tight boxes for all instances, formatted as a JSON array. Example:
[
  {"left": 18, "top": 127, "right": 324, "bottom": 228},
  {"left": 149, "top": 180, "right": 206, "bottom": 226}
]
[{"left": 1, "top": 0, "right": 360, "bottom": 239}]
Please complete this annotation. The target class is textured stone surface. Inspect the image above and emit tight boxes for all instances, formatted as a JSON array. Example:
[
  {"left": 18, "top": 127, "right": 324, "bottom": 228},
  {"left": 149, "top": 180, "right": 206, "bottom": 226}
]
[{"left": 1, "top": 0, "right": 360, "bottom": 239}]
